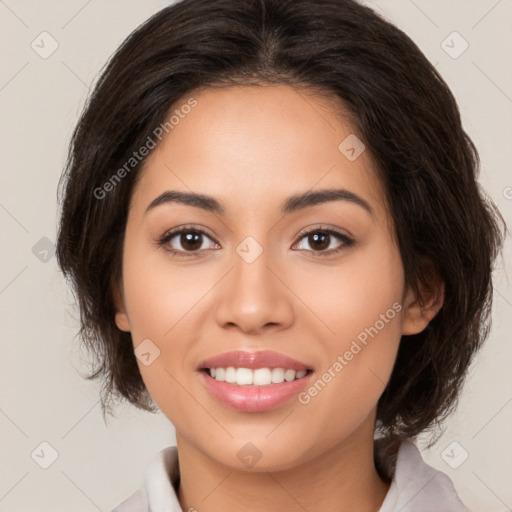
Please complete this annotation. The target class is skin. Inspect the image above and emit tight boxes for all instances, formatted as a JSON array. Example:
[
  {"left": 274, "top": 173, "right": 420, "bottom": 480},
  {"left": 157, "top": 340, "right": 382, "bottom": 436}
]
[{"left": 114, "top": 84, "right": 444, "bottom": 512}]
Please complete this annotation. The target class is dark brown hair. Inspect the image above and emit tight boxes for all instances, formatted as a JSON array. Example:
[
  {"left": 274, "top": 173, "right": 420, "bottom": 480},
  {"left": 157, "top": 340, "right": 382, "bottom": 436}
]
[{"left": 56, "top": 0, "right": 506, "bottom": 447}]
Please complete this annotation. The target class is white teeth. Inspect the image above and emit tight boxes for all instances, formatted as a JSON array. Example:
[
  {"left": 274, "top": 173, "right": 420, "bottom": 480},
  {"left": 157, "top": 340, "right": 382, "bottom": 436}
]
[
  {"left": 284, "top": 369, "right": 296, "bottom": 382},
  {"left": 271, "top": 367, "right": 285, "bottom": 383},
  {"left": 225, "top": 366, "right": 236, "bottom": 383},
  {"left": 208, "top": 367, "right": 309, "bottom": 386},
  {"left": 253, "top": 368, "right": 272, "bottom": 386},
  {"left": 236, "top": 367, "right": 253, "bottom": 385}
]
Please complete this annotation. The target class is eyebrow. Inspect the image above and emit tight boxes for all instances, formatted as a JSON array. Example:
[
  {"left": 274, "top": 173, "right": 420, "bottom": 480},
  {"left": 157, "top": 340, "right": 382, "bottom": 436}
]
[{"left": 145, "top": 188, "right": 374, "bottom": 217}]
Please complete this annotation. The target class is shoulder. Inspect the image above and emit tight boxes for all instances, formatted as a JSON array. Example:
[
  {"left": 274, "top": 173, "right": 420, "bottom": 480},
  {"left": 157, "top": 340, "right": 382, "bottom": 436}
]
[
  {"left": 109, "top": 446, "right": 181, "bottom": 512},
  {"left": 377, "top": 439, "right": 471, "bottom": 512},
  {"left": 110, "top": 486, "right": 149, "bottom": 512}
]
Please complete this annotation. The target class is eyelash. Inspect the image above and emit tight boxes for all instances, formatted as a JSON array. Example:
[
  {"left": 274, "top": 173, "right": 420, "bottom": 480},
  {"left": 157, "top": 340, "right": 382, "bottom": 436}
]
[{"left": 156, "top": 224, "right": 355, "bottom": 258}]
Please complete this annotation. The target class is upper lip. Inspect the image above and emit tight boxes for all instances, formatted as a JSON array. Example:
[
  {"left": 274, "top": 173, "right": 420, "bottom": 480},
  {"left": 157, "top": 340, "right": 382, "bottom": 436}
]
[{"left": 199, "top": 350, "right": 312, "bottom": 371}]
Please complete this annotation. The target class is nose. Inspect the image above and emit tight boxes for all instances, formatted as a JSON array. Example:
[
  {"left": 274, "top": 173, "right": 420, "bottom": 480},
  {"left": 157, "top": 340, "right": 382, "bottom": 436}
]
[{"left": 214, "top": 239, "right": 295, "bottom": 336}]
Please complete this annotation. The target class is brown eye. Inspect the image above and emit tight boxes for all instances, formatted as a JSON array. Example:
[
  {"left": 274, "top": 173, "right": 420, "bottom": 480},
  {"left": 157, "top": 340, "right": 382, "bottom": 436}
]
[
  {"left": 158, "top": 227, "right": 218, "bottom": 256},
  {"left": 294, "top": 228, "right": 354, "bottom": 256},
  {"left": 306, "top": 232, "right": 330, "bottom": 251},
  {"left": 176, "top": 231, "right": 204, "bottom": 251}
]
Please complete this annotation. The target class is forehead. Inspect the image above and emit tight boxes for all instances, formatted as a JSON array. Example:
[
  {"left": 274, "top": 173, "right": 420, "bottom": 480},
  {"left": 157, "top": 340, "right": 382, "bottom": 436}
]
[{"left": 130, "top": 84, "right": 387, "bottom": 218}]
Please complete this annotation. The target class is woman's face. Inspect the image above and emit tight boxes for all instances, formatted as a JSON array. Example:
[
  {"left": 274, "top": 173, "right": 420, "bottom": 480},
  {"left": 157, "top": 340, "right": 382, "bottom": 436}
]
[{"left": 115, "top": 84, "right": 428, "bottom": 471}]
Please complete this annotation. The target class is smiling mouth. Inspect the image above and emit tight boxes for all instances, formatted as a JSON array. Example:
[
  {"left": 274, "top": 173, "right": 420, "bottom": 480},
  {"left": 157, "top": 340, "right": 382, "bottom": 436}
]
[{"left": 200, "top": 367, "right": 313, "bottom": 386}]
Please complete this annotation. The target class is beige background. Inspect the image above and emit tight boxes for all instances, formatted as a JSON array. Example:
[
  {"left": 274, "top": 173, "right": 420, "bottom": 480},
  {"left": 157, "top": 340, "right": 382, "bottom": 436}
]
[{"left": 0, "top": 0, "right": 511, "bottom": 510}]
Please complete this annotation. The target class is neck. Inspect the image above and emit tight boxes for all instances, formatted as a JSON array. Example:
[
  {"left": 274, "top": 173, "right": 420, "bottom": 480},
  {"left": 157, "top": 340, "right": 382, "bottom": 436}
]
[{"left": 175, "top": 418, "right": 390, "bottom": 512}]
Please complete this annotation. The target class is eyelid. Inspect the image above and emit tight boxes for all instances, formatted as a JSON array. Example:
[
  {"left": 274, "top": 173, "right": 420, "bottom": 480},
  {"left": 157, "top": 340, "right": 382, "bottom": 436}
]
[
  {"left": 157, "top": 224, "right": 355, "bottom": 257},
  {"left": 292, "top": 225, "right": 355, "bottom": 256},
  {"left": 294, "top": 223, "right": 353, "bottom": 242},
  {"left": 157, "top": 224, "right": 217, "bottom": 254}
]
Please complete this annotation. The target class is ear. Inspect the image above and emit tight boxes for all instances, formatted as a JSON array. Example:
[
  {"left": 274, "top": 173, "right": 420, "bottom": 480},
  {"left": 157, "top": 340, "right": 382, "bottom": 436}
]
[
  {"left": 112, "top": 279, "right": 131, "bottom": 332},
  {"left": 401, "top": 259, "right": 445, "bottom": 336}
]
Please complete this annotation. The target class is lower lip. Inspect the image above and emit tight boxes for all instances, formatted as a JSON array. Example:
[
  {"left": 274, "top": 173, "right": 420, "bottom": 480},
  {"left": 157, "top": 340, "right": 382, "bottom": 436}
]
[{"left": 199, "top": 370, "right": 312, "bottom": 413}]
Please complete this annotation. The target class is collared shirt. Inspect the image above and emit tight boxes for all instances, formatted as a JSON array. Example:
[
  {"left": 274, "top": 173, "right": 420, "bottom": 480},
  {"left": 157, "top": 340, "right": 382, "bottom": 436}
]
[{"left": 111, "top": 440, "right": 470, "bottom": 511}]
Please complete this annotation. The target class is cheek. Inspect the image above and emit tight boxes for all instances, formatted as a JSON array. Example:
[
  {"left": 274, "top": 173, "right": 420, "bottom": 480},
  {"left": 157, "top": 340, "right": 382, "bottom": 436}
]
[
  {"left": 295, "top": 236, "right": 404, "bottom": 422},
  {"left": 121, "top": 233, "right": 207, "bottom": 341},
  {"left": 119, "top": 234, "right": 217, "bottom": 411},
  {"left": 294, "top": 230, "right": 404, "bottom": 346}
]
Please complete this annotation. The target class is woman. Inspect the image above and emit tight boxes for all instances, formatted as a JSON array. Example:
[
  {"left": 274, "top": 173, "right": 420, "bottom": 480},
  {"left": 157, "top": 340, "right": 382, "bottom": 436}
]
[{"left": 55, "top": 0, "right": 506, "bottom": 510}]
